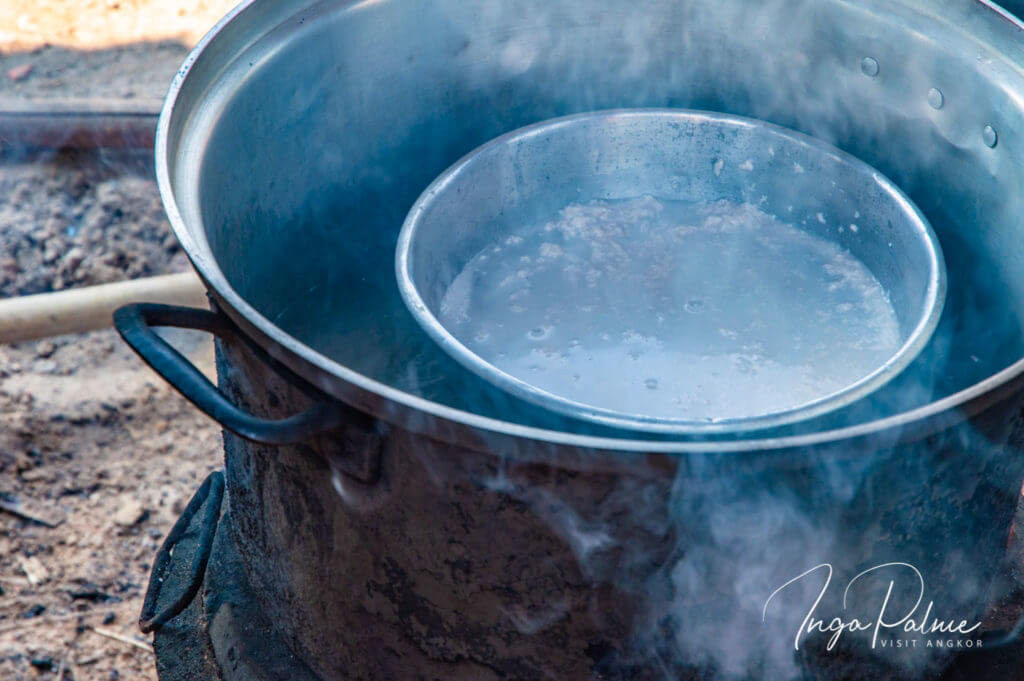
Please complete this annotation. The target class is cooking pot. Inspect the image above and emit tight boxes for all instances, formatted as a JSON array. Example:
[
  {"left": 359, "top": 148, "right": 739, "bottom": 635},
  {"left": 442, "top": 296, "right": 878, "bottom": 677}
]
[
  {"left": 116, "top": 0, "right": 1024, "bottom": 678},
  {"left": 396, "top": 108, "right": 946, "bottom": 434}
]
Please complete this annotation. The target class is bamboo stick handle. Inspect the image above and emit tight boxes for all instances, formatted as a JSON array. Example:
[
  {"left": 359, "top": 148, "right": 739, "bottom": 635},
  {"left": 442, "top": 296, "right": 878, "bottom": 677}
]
[{"left": 0, "top": 271, "right": 207, "bottom": 345}]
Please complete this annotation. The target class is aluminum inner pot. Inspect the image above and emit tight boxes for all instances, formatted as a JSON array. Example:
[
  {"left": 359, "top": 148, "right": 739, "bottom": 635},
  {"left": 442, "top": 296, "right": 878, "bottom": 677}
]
[
  {"left": 396, "top": 109, "right": 946, "bottom": 434},
  {"left": 161, "top": 0, "right": 1024, "bottom": 452}
]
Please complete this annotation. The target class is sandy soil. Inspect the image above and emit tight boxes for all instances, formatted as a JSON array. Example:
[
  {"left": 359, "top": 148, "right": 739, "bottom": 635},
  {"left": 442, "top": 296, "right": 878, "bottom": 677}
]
[
  {"left": 1, "top": 2, "right": 235, "bottom": 680},
  {"left": 0, "top": 0, "right": 236, "bottom": 102},
  {"left": 0, "top": 150, "right": 222, "bottom": 681},
  {"left": 0, "top": 327, "right": 220, "bottom": 681}
]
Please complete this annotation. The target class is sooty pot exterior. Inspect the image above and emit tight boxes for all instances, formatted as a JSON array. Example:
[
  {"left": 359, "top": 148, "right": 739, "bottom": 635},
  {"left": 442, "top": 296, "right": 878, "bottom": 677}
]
[{"left": 215, "top": 327, "right": 1024, "bottom": 681}]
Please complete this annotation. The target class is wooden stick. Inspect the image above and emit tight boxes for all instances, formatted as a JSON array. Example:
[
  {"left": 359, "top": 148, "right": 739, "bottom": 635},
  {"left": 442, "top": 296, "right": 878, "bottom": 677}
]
[
  {"left": 87, "top": 627, "right": 154, "bottom": 655},
  {"left": 0, "top": 271, "right": 207, "bottom": 345},
  {"left": 0, "top": 98, "right": 161, "bottom": 150},
  {"left": 0, "top": 494, "right": 64, "bottom": 527}
]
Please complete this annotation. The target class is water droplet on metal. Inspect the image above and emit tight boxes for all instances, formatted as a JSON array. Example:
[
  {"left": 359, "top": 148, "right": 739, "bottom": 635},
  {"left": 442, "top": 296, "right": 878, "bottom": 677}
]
[
  {"left": 927, "top": 88, "right": 944, "bottom": 110},
  {"left": 644, "top": 378, "right": 659, "bottom": 390},
  {"left": 983, "top": 125, "right": 998, "bottom": 148},
  {"left": 860, "top": 57, "right": 879, "bottom": 77}
]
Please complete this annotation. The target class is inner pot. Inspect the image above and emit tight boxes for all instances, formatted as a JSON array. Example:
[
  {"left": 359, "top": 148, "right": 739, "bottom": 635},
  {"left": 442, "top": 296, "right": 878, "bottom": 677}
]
[
  {"left": 152, "top": 0, "right": 1024, "bottom": 679},
  {"left": 396, "top": 109, "right": 946, "bottom": 434}
]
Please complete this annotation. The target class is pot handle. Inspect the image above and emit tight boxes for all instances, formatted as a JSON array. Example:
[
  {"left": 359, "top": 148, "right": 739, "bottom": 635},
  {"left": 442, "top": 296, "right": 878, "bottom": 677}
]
[{"left": 113, "top": 302, "right": 348, "bottom": 444}]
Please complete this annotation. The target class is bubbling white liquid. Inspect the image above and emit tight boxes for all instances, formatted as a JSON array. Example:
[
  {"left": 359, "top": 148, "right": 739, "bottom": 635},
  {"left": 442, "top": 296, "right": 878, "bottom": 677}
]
[{"left": 439, "top": 197, "right": 901, "bottom": 421}]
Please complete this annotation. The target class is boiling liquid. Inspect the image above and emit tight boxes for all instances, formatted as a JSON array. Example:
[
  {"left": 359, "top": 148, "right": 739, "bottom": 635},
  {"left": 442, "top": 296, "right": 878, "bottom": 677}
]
[{"left": 439, "top": 197, "right": 901, "bottom": 421}]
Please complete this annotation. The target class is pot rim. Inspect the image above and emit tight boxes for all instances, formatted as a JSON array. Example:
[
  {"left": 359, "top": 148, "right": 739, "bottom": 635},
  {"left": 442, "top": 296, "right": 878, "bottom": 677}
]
[{"left": 154, "top": 0, "right": 1024, "bottom": 455}]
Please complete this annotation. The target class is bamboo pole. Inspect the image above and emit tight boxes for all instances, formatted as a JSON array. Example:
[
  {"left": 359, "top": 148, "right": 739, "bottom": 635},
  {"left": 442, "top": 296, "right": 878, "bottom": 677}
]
[{"left": 0, "top": 271, "right": 207, "bottom": 344}]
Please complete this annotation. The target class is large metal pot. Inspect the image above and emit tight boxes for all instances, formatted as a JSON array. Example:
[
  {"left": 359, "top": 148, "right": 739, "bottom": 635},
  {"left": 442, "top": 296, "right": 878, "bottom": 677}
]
[{"left": 117, "top": 0, "right": 1024, "bottom": 679}]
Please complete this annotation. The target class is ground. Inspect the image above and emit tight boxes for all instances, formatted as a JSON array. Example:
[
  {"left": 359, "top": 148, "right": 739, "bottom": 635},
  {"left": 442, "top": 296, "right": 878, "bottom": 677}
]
[
  {"left": 0, "top": 0, "right": 233, "bottom": 102},
  {"left": 0, "top": 2, "right": 235, "bottom": 680}
]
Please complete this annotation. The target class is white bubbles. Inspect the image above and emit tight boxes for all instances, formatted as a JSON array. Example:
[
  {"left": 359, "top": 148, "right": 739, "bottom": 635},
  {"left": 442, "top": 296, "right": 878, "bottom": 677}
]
[
  {"left": 438, "top": 197, "right": 900, "bottom": 422},
  {"left": 860, "top": 56, "right": 880, "bottom": 77},
  {"left": 983, "top": 124, "right": 998, "bottom": 149},
  {"left": 528, "top": 325, "right": 553, "bottom": 341},
  {"left": 927, "top": 87, "right": 944, "bottom": 110},
  {"left": 539, "top": 242, "right": 563, "bottom": 258}
]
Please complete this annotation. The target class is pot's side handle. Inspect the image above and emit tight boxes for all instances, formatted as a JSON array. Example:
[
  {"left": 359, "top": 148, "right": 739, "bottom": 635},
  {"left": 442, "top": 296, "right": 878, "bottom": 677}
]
[
  {"left": 139, "top": 470, "right": 224, "bottom": 633},
  {"left": 114, "top": 303, "right": 348, "bottom": 444}
]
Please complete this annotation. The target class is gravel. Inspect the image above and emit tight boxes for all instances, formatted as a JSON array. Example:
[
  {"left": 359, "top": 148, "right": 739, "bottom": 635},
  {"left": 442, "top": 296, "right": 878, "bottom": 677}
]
[{"left": 0, "top": 150, "right": 188, "bottom": 297}]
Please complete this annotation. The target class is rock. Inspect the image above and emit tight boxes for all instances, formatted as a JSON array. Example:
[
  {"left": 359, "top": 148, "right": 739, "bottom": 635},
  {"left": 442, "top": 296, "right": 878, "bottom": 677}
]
[
  {"left": 62, "top": 246, "right": 86, "bottom": 275},
  {"left": 31, "top": 359, "right": 58, "bottom": 374},
  {"left": 22, "top": 604, "right": 46, "bottom": 619},
  {"left": 35, "top": 340, "right": 55, "bottom": 359},
  {"left": 6, "top": 63, "right": 33, "bottom": 82},
  {"left": 18, "top": 555, "right": 50, "bottom": 586},
  {"left": 112, "top": 499, "right": 148, "bottom": 527},
  {"left": 0, "top": 257, "right": 17, "bottom": 276}
]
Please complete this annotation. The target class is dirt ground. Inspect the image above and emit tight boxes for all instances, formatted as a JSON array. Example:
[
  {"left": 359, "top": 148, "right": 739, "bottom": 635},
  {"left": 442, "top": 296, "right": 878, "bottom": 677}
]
[
  {"left": 1, "top": 2, "right": 236, "bottom": 680},
  {"left": 0, "top": 0, "right": 235, "bottom": 102}
]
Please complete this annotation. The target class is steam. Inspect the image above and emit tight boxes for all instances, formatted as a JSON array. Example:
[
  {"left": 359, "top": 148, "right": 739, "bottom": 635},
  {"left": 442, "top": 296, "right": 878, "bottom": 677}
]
[{"left": 452, "top": 425, "right": 1015, "bottom": 680}]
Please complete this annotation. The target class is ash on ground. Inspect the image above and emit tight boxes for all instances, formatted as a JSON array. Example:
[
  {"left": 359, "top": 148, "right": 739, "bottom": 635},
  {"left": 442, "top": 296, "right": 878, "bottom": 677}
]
[
  {"left": 0, "top": 149, "right": 220, "bottom": 681},
  {"left": 0, "top": 149, "right": 189, "bottom": 297}
]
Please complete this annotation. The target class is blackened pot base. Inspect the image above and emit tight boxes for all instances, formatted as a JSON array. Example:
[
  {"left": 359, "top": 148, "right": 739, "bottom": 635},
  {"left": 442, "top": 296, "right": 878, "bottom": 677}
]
[
  {"left": 149, "top": 474, "right": 1024, "bottom": 681},
  {"left": 150, "top": 503, "right": 318, "bottom": 681}
]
